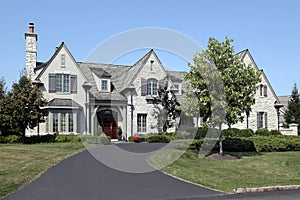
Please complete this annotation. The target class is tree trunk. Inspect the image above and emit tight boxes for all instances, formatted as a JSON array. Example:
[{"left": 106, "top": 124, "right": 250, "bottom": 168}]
[{"left": 219, "top": 123, "right": 223, "bottom": 156}]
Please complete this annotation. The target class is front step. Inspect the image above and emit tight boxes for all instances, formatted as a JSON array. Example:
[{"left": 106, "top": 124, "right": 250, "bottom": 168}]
[{"left": 110, "top": 139, "right": 119, "bottom": 143}]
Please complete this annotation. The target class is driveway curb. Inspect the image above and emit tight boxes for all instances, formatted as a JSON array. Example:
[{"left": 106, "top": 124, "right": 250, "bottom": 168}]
[{"left": 235, "top": 185, "right": 300, "bottom": 193}]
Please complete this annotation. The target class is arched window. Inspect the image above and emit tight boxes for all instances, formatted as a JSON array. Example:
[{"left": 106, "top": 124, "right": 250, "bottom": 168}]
[{"left": 147, "top": 79, "right": 158, "bottom": 95}]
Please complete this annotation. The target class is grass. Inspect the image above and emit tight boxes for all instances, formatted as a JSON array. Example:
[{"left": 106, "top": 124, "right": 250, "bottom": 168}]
[
  {"left": 0, "top": 143, "right": 85, "bottom": 198},
  {"left": 148, "top": 150, "right": 300, "bottom": 193}
]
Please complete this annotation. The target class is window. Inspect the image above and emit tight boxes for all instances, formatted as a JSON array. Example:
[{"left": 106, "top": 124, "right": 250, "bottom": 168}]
[
  {"left": 53, "top": 113, "right": 58, "bottom": 133},
  {"left": 61, "top": 113, "right": 66, "bottom": 132},
  {"left": 56, "top": 74, "right": 62, "bottom": 92},
  {"left": 147, "top": 79, "right": 158, "bottom": 96},
  {"left": 51, "top": 112, "right": 74, "bottom": 133},
  {"left": 260, "top": 84, "right": 267, "bottom": 97},
  {"left": 68, "top": 113, "right": 74, "bottom": 132},
  {"left": 257, "top": 112, "right": 268, "bottom": 129},
  {"left": 101, "top": 80, "right": 108, "bottom": 91},
  {"left": 55, "top": 74, "right": 70, "bottom": 93},
  {"left": 61, "top": 54, "right": 65, "bottom": 67},
  {"left": 137, "top": 114, "right": 147, "bottom": 132},
  {"left": 63, "top": 74, "right": 70, "bottom": 92}
]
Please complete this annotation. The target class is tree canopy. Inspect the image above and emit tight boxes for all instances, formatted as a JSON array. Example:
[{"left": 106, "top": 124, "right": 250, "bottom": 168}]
[
  {"left": 183, "top": 37, "right": 261, "bottom": 128},
  {"left": 0, "top": 76, "right": 48, "bottom": 142},
  {"left": 284, "top": 83, "right": 300, "bottom": 134}
]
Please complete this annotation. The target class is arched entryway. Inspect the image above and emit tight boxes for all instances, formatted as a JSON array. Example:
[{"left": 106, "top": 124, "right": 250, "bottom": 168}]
[{"left": 97, "top": 110, "right": 118, "bottom": 139}]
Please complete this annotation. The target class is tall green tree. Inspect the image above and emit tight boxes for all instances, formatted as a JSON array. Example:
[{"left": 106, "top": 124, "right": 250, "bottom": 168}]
[
  {"left": 153, "top": 80, "right": 180, "bottom": 132},
  {"left": 284, "top": 83, "right": 300, "bottom": 134},
  {"left": 0, "top": 77, "right": 6, "bottom": 98},
  {"left": 3, "top": 76, "right": 48, "bottom": 142},
  {"left": 184, "top": 37, "right": 261, "bottom": 155}
]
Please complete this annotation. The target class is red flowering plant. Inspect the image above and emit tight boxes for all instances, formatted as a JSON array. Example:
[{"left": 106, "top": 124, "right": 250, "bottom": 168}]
[{"left": 133, "top": 136, "right": 139, "bottom": 143}]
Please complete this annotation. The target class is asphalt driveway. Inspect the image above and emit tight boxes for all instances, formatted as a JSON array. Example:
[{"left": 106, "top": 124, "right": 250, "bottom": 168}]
[{"left": 2, "top": 143, "right": 224, "bottom": 200}]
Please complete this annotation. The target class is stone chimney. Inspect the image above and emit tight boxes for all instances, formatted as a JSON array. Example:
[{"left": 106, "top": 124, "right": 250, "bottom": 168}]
[{"left": 25, "top": 22, "right": 38, "bottom": 81}]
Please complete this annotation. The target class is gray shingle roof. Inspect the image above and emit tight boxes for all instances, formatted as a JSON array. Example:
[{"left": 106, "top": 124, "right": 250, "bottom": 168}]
[
  {"left": 48, "top": 98, "right": 82, "bottom": 109},
  {"left": 78, "top": 62, "right": 130, "bottom": 101},
  {"left": 278, "top": 95, "right": 290, "bottom": 112}
]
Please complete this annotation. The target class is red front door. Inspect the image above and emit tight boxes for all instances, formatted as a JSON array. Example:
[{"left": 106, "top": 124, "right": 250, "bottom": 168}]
[{"left": 97, "top": 110, "right": 118, "bottom": 139}]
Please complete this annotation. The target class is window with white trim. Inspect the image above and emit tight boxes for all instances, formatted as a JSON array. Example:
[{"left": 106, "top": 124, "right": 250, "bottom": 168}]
[
  {"left": 257, "top": 112, "right": 268, "bottom": 129},
  {"left": 147, "top": 79, "right": 158, "bottom": 96},
  {"left": 61, "top": 113, "right": 66, "bottom": 132},
  {"left": 49, "top": 74, "right": 77, "bottom": 94},
  {"left": 55, "top": 74, "right": 70, "bottom": 93},
  {"left": 68, "top": 113, "right": 74, "bottom": 132},
  {"left": 101, "top": 80, "right": 108, "bottom": 91},
  {"left": 53, "top": 113, "right": 59, "bottom": 133},
  {"left": 137, "top": 114, "right": 147, "bottom": 133},
  {"left": 52, "top": 112, "right": 75, "bottom": 133}
]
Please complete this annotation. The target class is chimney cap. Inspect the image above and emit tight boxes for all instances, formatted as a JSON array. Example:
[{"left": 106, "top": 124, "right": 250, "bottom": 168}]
[{"left": 28, "top": 22, "right": 35, "bottom": 33}]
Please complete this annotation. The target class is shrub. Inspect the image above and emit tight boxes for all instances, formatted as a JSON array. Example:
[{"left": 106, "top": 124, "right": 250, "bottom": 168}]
[
  {"left": 222, "top": 137, "right": 256, "bottom": 152},
  {"left": 55, "top": 134, "right": 81, "bottom": 143},
  {"left": 80, "top": 135, "right": 111, "bottom": 145},
  {"left": 222, "top": 128, "right": 254, "bottom": 138},
  {"left": 269, "top": 130, "right": 282, "bottom": 136},
  {"left": 195, "top": 127, "right": 208, "bottom": 139},
  {"left": 255, "top": 128, "right": 270, "bottom": 136},
  {"left": 239, "top": 129, "right": 255, "bottom": 137},
  {"left": 25, "top": 134, "right": 57, "bottom": 144},
  {"left": 250, "top": 135, "right": 300, "bottom": 152},
  {"left": 0, "top": 135, "right": 22, "bottom": 143},
  {"left": 147, "top": 135, "right": 171, "bottom": 143}
]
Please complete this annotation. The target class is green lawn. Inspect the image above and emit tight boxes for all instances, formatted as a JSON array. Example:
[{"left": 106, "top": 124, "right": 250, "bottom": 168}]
[
  {"left": 148, "top": 150, "right": 300, "bottom": 193},
  {"left": 0, "top": 143, "right": 85, "bottom": 198}
]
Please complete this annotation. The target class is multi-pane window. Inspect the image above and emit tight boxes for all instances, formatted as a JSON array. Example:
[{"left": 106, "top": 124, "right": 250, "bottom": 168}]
[
  {"left": 137, "top": 114, "right": 147, "bottom": 132},
  {"left": 53, "top": 113, "right": 59, "bottom": 133},
  {"left": 68, "top": 113, "right": 74, "bottom": 132},
  {"left": 61, "top": 113, "right": 66, "bottom": 132},
  {"left": 101, "top": 80, "right": 108, "bottom": 91},
  {"left": 147, "top": 79, "right": 158, "bottom": 95},
  {"left": 55, "top": 74, "right": 70, "bottom": 93},
  {"left": 51, "top": 112, "right": 74, "bottom": 133},
  {"left": 259, "top": 84, "right": 267, "bottom": 97},
  {"left": 63, "top": 74, "right": 70, "bottom": 92},
  {"left": 257, "top": 112, "right": 268, "bottom": 129},
  {"left": 49, "top": 74, "right": 77, "bottom": 93}
]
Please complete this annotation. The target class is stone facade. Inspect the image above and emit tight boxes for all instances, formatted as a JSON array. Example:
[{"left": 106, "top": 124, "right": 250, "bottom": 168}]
[{"left": 25, "top": 24, "right": 293, "bottom": 138}]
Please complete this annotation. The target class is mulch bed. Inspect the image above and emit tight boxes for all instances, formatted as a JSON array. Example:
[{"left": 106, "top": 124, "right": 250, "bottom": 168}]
[{"left": 207, "top": 153, "right": 239, "bottom": 160}]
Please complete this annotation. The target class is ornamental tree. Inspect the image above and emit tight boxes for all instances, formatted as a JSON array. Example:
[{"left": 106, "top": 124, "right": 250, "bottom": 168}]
[{"left": 183, "top": 37, "right": 261, "bottom": 155}]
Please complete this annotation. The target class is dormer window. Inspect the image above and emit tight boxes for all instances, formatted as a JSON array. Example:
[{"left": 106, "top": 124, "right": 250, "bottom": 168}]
[
  {"left": 100, "top": 79, "right": 110, "bottom": 92},
  {"left": 101, "top": 80, "right": 108, "bottom": 91}
]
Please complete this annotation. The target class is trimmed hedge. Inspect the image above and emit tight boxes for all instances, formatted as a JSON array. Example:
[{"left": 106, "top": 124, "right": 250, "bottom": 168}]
[
  {"left": 147, "top": 135, "right": 171, "bottom": 143},
  {"left": 222, "top": 128, "right": 254, "bottom": 137},
  {"left": 0, "top": 135, "right": 21, "bottom": 143},
  {"left": 80, "top": 135, "right": 111, "bottom": 145},
  {"left": 250, "top": 135, "right": 300, "bottom": 152},
  {"left": 55, "top": 134, "right": 81, "bottom": 143},
  {"left": 174, "top": 135, "right": 300, "bottom": 152}
]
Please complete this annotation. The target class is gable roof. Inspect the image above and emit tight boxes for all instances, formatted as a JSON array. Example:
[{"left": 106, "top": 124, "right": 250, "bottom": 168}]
[
  {"left": 78, "top": 62, "right": 130, "bottom": 102},
  {"left": 35, "top": 42, "right": 88, "bottom": 83},
  {"left": 120, "top": 49, "right": 168, "bottom": 92},
  {"left": 236, "top": 49, "right": 279, "bottom": 102}
]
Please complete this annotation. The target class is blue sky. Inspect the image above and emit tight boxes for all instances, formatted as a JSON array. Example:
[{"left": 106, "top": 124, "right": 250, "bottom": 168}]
[{"left": 0, "top": 0, "right": 299, "bottom": 95}]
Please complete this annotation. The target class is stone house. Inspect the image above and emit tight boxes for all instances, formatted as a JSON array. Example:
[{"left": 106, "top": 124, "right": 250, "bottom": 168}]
[{"left": 25, "top": 23, "right": 295, "bottom": 138}]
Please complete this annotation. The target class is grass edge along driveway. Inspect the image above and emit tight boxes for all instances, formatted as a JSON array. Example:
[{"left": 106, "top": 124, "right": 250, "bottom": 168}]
[
  {"left": 0, "top": 143, "right": 85, "bottom": 198},
  {"left": 148, "top": 150, "right": 300, "bottom": 193}
]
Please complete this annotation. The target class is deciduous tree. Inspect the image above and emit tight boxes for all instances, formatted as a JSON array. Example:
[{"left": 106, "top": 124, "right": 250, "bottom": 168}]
[{"left": 184, "top": 37, "right": 261, "bottom": 155}]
